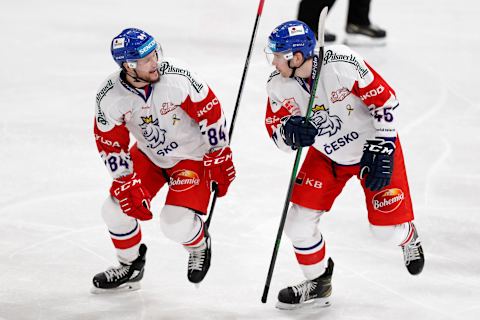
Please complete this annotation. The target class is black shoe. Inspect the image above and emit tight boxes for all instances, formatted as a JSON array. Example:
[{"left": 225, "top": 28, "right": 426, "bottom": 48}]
[
  {"left": 187, "top": 233, "right": 211, "bottom": 284},
  {"left": 344, "top": 23, "right": 387, "bottom": 46},
  {"left": 402, "top": 223, "right": 425, "bottom": 275},
  {"left": 277, "top": 258, "right": 334, "bottom": 310},
  {"left": 92, "top": 244, "right": 147, "bottom": 291}
]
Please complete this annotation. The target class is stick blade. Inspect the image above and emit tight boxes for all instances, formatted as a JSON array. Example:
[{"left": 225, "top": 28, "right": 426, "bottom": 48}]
[{"left": 317, "top": 7, "right": 329, "bottom": 48}]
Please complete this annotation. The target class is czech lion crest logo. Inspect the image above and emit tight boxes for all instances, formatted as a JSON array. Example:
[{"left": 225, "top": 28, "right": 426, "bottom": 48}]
[
  {"left": 310, "top": 104, "right": 342, "bottom": 137},
  {"left": 139, "top": 115, "right": 167, "bottom": 148}
]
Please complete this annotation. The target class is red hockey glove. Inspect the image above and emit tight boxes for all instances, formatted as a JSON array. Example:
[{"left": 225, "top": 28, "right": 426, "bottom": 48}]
[
  {"left": 203, "top": 146, "right": 236, "bottom": 197},
  {"left": 110, "top": 173, "right": 153, "bottom": 220}
]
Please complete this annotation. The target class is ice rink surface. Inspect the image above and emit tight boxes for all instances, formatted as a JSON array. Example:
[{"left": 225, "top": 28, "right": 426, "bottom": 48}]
[{"left": 1, "top": 0, "right": 479, "bottom": 319}]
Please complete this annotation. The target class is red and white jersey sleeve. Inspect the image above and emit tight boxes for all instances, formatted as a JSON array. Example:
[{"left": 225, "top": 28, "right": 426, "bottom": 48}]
[
  {"left": 326, "top": 46, "right": 399, "bottom": 139},
  {"left": 172, "top": 69, "right": 229, "bottom": 153},
  {"left": 265, "top": 71, "right": 303, "bottom": 153},
  {"left": 94, "top": 75, "right": 134, "bottom": 179}
]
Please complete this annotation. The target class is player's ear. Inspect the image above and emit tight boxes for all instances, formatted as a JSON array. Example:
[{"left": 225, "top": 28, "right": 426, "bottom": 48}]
[
  {"left": 122, "top": 62, "right": 132, "bottom": 72},
  {"left": 292, "top": 52, "right": 305, "bottom": 67}
]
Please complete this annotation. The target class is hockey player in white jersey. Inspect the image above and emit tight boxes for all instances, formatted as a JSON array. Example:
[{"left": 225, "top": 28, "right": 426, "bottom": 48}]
[
  {"left": 264, "top": 21, "right": 424, "bottom": 309},
  {"left": 92, "top": 28, "right": 235, "bottom": 292}
]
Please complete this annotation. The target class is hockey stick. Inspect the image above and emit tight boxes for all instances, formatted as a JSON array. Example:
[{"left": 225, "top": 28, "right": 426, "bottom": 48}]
[
  {"left": 205, "top": 0, "right": 266, "bottom": 229},
  {"left": 260, "top": 7, "right": 328, "bottom": 304}
]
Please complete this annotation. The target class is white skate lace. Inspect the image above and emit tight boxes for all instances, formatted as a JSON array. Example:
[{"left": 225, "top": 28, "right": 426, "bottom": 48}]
[
  {"left": 403, "top": 239, "right": 421, "bottom": 265},
  {"left": 292, "top": 280, "right": 317, "bottom": 303},
  {"left": 188, "top": 249, "right": 205, "bottom": 271},
  {"left": 104, "top": 265, "right": 130, "bottom": 282}
]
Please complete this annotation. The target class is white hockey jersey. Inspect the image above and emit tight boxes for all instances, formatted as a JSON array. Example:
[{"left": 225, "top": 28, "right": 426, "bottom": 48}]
[
  {"left": 265, "top": 45, "right": 399, "bottom": 165},
  {"left": 94, "top": 58, "right": 229, "bottom": 178}
]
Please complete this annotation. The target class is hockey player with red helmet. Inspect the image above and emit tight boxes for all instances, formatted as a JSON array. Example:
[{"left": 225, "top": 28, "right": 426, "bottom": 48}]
[
  {"left": 264, "top": 20, "right": 424, "bottom": 309},
  {"left": 92, "top": 28, "right": 235, "bottom": 292}
]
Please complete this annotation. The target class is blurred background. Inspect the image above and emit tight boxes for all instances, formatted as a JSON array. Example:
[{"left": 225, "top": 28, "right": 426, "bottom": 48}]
[{"left": 1, "top": 0, "right": 479, "bottom": 319}]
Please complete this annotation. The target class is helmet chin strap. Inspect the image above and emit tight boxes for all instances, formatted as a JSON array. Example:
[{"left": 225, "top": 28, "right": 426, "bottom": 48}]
[
  {"left": 288, "top": 60, "right": 297, "bottom": 78},
  {"left": 125, "top": 68, "right": 150, "bottom": 84},
  {"left": 123, "top": 68, "right": 161, "bottom": 86},
  {"left": 287, "top": 55, "right": 307, "bottom": 79}
]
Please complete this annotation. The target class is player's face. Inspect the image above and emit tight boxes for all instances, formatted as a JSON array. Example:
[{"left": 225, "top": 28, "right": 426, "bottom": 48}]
[
  {"left": 134, "top": 50, "right": 160, "bottom": 83},
  {"left": 271, "top": 53, "right": 292, "bottom": 77}
]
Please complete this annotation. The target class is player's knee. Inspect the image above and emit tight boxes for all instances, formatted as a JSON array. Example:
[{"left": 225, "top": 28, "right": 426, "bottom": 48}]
[
  {"left": 101, "top": 196, "right": 137, "bottom": 232},
  {"left": 159, "top": 205, "right": 196, "bottom": 243},
  {"left": 369, "top": 222, "right": 409, "bottom": 246},
  {"left": 101, "top": 196, "right": 125, "bottom": 225},
  {"left": 284, "top": 204, "right": 324, "bottom": 241}
]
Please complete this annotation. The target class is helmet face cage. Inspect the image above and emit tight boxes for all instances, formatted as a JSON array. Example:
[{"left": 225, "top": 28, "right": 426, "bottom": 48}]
[
  {"left": 265, "top": 20, "right": 316, "bottom": 64},
  {"left": 111, "top": 28, "right": 163, "bottom": 69}
]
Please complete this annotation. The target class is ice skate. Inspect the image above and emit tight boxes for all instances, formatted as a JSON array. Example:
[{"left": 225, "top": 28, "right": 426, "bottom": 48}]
[
  {"left": 276, "top": 258, "right": 334, "bottom": 310},
  {"left": 344, "top": 23, "right": 386, "bottom": 46},
  {"left": 91, "top": 244, "right": 147, "bottom": 294},
  {"left": 187, "top": 233, "right": 211, "bottom": 285},
  {"left": 401, "top": 223, "right": 424, "bottom": 275}
]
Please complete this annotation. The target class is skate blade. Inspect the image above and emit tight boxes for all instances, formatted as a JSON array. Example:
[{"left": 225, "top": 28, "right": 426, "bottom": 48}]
[
  {"left": 276, "top": 297, "right": 332, "bottom": 310},
  {"left": 343, "top": 34, "right": 386, "bottom": 47},
  {"left": 90, "top": 281, "right": 141, "bottom": 294}
]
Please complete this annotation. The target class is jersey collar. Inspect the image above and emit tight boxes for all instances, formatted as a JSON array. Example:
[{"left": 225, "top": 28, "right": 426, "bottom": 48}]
[{"left": 119, "top": 71, "right": 152, "bottom": 102}]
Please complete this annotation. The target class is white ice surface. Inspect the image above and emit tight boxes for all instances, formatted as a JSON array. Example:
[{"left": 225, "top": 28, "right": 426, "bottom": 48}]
[{"left": 1, "top": 0, "right": 479, "bottom": 319}]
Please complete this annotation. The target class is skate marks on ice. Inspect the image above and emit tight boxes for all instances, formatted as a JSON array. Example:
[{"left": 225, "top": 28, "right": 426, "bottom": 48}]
[
  {"left": 336, "top": 262, "right": 451, "bottom": 319},
  {"left": 1, "top": 0, "right": 480, "bottom": 319},
  {"left": 387, "top": 52, "right": 478, "bottom": 209},
  {"left": 0, "top": 190, "right": 108, "bottom": 262}
]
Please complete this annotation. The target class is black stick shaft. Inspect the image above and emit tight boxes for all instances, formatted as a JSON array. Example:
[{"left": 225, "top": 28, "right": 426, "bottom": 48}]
[
  {"left": 260, "top": 148, "right": 305, "bottom": 303},
  {"left": 260, "top": 7, "right": 329, "bottom": 303},
  {"left": 206, "top": 0, "right": 266, "bottom": 229}
]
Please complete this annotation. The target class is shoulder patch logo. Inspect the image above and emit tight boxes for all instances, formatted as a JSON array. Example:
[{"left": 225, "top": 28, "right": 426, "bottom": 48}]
[
  {"left": 95, "top": 80, "right": 115, "bottom": 129},
  {"left": 139, "top": 115, "right": 167, "bottom": 148},
  {"left": 268, "top": 70, "right": 280, "bottom": 83},
  {"left": 281, "top": 97, "right": 301, "bottom": 116},
  {"left": 323, "top": 50, "right": 369, "bottom": 78},
  {"left": 159, "top": 102, "right": 180, "bottom": 115},
  {"left": 96, "top": 80, "right": 114, "bottom": 108},
  {"left": 158, "top": 61, "right": 204, "bottom": 93},
  {"left": 330, "top": 87, "right": 351, "bottom": 103}
]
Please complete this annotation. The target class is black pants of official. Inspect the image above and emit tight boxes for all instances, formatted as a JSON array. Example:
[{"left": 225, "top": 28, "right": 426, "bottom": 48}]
[{"left": 298, "top": 0, "right": 371, "bottom": 33}]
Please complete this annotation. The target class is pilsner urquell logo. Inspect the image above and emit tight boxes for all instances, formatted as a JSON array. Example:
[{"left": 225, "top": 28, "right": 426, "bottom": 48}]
[
  {"left": 169, "top": 170, "right": 200, "bottom": 192},
  {"left": 372, "top": 188, "right": 404, "bottom": 213}
]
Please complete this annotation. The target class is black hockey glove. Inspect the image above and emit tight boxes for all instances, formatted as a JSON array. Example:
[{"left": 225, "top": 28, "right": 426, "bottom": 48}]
[
  {"left": 359, "top": 138, "right": 396, "bottom": 191},
  {"left": 281, "top": 116, "right": 318, "bottom": 150}
]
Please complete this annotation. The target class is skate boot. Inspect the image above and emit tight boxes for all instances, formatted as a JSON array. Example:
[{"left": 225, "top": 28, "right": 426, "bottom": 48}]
[
  {"left": 276, "top": 258, "right": 334, "bottom": 310},
  {"left": 91, "top": 244, "right": 147, "bottom": 293},
  {"left": 187, "top": 231, "right": 211, "bottom": 284},
  {"left": 344, "top": 23, "right": 387, "bottom": 46},
  {"left": 401, "top": 223, "right": 425, "bottom": 275}
]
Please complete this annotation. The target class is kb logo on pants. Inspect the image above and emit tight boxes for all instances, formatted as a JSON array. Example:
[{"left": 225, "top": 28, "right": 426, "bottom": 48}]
[{"left": 296, "top": 172, "right": 323, "bottom": 189}]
